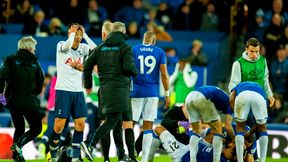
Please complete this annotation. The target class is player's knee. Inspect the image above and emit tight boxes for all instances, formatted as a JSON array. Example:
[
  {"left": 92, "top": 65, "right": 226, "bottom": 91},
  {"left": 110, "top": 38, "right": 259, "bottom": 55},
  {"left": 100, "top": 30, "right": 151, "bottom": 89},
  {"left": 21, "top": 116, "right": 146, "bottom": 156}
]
[
  {"left": 74, "top": 120, "right": 86, "bottom": 131},
  {"left": 256, "top": 123, "right": 267, "bottom": 132},
  {"left": 54, "top": 125, "right": 64, "bottom": 133},
  {"left": 143, "top": 121, "right": 153, "bottom": 130},
  {"left": 54, "top": 121, "right": 65, "bottom": 133},
  {"left": 235, "top": 118, "right": 246, "bottom": 123},
  {"left": 122, "top": 121, "right": 133, "bottom": 129},
  {"left": 154, "top": 125, "right": 165, "bottom": 136},
  {"left": 256, "top": 119, "right": 267, "bottom": 125}
]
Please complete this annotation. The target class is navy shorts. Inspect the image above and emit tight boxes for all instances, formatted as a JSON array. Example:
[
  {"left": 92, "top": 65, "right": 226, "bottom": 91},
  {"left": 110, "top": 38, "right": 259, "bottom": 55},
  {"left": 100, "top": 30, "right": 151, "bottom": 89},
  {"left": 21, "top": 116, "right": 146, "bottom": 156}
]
[{"left": 55, "top": 90, "right": 87, "bottom": 119}]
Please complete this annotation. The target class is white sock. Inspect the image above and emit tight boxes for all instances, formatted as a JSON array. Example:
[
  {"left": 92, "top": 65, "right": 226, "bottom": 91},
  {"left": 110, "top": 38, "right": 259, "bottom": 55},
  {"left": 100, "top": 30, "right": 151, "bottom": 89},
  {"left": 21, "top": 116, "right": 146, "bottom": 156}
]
[
  {"left": 212, "top": 134, "right": 223, "bottom": 162},
  {"left": 142, "top": 130, "right": 153, "bottom": 162},
  {"left": 259, "top": 132, "right": 268, "bottom": 162},
  {"left": 235, "top": 133, "right": 244, "bottom": 162},
  {"left": 72, "top": 158, "right": 79, "bottom": 162},
  {"left": 148, "top": 131, "right": 161, "bottom": 162},
  {"left": 189, "top": 134, "right": 200, "bottom": 162}
]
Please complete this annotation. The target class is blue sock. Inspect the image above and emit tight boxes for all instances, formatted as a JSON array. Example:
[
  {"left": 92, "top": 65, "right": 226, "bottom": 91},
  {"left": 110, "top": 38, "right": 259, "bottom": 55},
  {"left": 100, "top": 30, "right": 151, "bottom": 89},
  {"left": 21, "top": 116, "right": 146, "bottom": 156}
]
[
  {"left": 50, "top": 131, "right": 61, "bottom": 149},
  {"left": 49, "top": 131, "right": 61, "bottom": 158},
  {"left": 72, "top": 130, "right": 83, "bottom": 158},
  {"left": 41, "top": 135, "right": 49, "bottom": 145}
]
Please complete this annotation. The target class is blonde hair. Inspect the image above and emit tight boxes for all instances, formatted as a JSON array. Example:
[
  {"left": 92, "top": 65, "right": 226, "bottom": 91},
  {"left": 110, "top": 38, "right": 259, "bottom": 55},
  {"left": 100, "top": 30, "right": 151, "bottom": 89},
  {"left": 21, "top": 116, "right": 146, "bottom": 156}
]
[
  {"left": 18, "top": 36, "right": 37, "bottom": 51},
  {"left": 112, "top": 21, "right": 126, "bottom": 33},
  {"left": 143, "top": 31, "right": 156, "bottom": 44},
  {"left": 192, "top": 39, "right": 203, "bottom": 47},
  {"left": 102, "top": 21, "right": 113, "bottom": 34},
  {"left": 49, "top": 17, "right": 62, "bottom": 30}
]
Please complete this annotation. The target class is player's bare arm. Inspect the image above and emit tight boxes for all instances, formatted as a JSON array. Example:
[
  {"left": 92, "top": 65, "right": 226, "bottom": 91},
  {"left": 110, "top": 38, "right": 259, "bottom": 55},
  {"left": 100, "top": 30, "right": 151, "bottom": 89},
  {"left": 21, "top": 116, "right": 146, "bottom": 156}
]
[{"left": 160, "top": 63, "right": 170, "bottom": 109}]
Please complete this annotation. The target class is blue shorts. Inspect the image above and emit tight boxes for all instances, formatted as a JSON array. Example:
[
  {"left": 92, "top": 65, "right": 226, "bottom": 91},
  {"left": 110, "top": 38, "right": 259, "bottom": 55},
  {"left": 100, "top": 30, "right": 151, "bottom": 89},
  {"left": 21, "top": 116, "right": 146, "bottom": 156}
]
[{"left": 55, "top": 90, "right": 87, "bottom": 119}]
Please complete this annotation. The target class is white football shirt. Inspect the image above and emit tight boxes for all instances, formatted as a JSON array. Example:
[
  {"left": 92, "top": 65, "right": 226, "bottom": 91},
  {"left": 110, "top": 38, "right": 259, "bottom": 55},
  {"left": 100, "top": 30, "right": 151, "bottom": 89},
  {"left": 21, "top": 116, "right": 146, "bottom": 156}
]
[{"left": 55, "top": 40, "right": 89, "bottom": 92}]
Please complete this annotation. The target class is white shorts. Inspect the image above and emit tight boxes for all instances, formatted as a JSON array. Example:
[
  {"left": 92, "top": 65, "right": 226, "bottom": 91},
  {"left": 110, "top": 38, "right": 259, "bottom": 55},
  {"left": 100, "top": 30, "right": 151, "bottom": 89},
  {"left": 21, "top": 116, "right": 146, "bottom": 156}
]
[
  {"left": 131, "top": 97, "right": 159, "bottom": 122},
  {"left": 159, "top": 130, "right": 189, "bottom": 162},
  {"left": 185, "top": 91, "right": 220, "bottom": 123},
  {"left": 234, "top": 91, "right": 267, "bottom": 124}
]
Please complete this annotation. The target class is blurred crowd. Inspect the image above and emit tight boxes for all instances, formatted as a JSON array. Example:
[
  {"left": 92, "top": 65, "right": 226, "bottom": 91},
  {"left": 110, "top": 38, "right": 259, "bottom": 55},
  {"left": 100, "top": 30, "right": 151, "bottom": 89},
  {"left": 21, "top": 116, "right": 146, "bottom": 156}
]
[
  {"left": 0, "top": 0, "right": 235, "bottom": 39},
  {"left": 1, "top": 0, "right": 288, "bottom": 124}
]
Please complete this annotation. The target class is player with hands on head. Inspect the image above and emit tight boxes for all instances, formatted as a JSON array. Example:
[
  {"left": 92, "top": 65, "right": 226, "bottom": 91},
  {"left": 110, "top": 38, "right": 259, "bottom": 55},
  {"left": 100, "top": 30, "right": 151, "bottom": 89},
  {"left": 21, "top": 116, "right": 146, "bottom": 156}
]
[
  {"left": 49, "top": 22, "right": 96, "bottom": 162},
  {"left": 68, "top": 25, "right": 96, "bottom": 71}
]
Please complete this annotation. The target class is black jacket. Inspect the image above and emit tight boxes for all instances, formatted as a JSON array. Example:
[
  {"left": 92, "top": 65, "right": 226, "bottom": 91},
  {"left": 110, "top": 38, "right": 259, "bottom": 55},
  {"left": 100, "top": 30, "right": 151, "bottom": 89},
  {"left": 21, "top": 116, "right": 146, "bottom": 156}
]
[
  {"left": 84, "top": 32, "right": 138, "bottom": 114},
  {"left": 0, "top": 49, "right": 44, "bottom": 111},
  {"left": 161, "top": 106, "right": 190, "bottom": 145}
]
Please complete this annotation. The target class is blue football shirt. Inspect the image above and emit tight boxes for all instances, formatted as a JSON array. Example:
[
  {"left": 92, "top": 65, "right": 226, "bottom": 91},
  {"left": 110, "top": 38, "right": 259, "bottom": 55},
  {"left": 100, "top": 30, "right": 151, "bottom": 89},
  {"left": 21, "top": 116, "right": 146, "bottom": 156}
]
[
  {"left": 195, "top": 86, "right": 232, "bottom": 115},
  {"left": 232, "top": 81, "right": 266, "bottom": 99},
  {"left": 130, "top": 44, "right": 166, "bottom": 97}
]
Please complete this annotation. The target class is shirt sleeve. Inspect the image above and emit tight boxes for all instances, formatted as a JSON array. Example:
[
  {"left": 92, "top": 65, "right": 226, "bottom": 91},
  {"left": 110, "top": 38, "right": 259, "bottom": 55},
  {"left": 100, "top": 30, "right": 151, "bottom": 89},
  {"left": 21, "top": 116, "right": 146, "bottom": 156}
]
[
  {"left": 83, "top": 33, "right": 97, "bottom": 50},
  {"left": 160, "top": 108, "right": 180, "bottom": 132},
  {"left": 35, "top": 62, "right": 45, "bottom": 94},
  {"left": 84, "top": 47, "right": 98, "bottom": 89},
  {"left": 0, "top": 57, "right": 10, "bottom": 93},
  {"left": 122, "top": 44, "right": 138, "bottom": 77},
  {"left": 169, "top": 63, "right": 179, "bottom": 87},
  {"left": 228, "top": 61, "right": 241, "bottom": 92},
  {"left": 183, "top": 64, "right": 198, "bottom": 88},
  {"left": 264, "top": 59, "right": 273, "bottom": 98},
  {"left": 82, "top": 44, "right": 90, "bottom": 57},
  {"left": 59, "top": 33, "right": 75, "bottom": 52}
]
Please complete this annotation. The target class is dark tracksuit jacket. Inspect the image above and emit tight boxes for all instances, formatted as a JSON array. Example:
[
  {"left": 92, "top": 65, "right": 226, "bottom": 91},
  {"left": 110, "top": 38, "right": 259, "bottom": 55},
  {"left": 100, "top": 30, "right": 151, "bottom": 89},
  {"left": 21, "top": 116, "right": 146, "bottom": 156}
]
[
  {"left": 161, "top": 106, "right": 190, "bottom": 145},
  {"left": 0, "top": 49, "right": 44, "bottom": 111},
  {"left": 84, "top": 31, "right": 138, "bottom": 114}
]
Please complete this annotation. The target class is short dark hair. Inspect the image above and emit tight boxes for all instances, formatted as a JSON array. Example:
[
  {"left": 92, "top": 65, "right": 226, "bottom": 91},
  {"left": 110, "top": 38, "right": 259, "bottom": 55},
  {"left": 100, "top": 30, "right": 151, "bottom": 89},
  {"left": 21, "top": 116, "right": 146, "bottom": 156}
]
[
  {"left": 164, "top": 47, "right": 175, "bottom": 52},
  {"left": 246, "top": 38, "right": 260, "bottom": 48},
  {"left": 67, "top": 23, "right": 80, "bottom": 33}
]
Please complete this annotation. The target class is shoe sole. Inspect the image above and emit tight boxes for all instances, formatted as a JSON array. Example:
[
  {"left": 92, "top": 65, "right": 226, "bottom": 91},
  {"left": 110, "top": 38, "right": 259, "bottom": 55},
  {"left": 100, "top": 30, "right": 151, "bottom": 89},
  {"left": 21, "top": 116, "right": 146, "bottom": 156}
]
[
  {"left": 80, "top": 142, "right": 94, "bottom": 161},
  {"left": 11, "top": 145, "right": 25, "bottom": 161}
]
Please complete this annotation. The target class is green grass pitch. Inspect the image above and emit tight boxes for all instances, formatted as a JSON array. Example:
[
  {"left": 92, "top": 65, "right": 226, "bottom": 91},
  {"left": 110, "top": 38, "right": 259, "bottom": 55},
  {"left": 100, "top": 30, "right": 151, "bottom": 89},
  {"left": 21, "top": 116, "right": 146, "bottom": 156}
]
[{"left": 1, "top": 156, "right": 288, "bottom": 162}]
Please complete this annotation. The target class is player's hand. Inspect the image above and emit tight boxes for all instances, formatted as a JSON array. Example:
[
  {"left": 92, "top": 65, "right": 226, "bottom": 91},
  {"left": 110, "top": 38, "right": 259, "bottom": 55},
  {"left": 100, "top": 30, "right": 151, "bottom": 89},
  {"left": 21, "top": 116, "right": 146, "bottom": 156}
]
[
  {"left": 86, "top": 88, "right": 93, "bottom": 94},
  {"left": 79, "top": 25, "right": 86, "bottom": 36},
  {"left": 268, "top": 96, "right": 275, "bottom": 107},
  {"left": 69, "top": 25, "right": 79, "bottom": 34},
  {"left": 0, "top": 94, "right": 7, "bottom": 106},
  {"left": 164, "top": 96, "right": 170, "bottom": 109},
  {"left": 76, "top": 63, "right": 83, "bottom": 71},
  {"left": 178, "top": 121, "right": 190, "bottom": 134},
  {"left": 68, "top": 59, "right": 78, "bottom": 69}
]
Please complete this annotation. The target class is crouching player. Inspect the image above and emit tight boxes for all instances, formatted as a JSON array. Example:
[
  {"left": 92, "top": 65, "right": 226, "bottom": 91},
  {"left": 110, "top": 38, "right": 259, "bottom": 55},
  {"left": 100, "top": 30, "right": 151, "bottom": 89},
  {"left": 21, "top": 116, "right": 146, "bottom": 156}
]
[
  {"left": 153, "top": 123, "right": 257, "bottom": 162},
  {"left": 230, "top": 81, "right": 269, "bottom": 162},
  {"left": 185, "top": 86, "right": 234, "bottom": 162}
]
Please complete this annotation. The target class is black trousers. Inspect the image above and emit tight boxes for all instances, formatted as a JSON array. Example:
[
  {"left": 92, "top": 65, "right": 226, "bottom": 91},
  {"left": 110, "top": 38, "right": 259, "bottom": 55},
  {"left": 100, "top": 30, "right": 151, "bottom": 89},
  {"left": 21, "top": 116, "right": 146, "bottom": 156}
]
[
  {"left": 9, "top": 108, "right": 42, "bottom": 147},
  {"left": 90, "top": 112, "right": 122, "bottom": 146}
]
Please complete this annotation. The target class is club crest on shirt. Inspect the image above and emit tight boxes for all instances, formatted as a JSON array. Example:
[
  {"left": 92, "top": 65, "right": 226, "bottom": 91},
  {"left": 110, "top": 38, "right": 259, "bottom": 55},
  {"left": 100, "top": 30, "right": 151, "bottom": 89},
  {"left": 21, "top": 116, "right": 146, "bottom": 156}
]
[{"left": 65, "top": 57, "right": 81, "bottom": 64}]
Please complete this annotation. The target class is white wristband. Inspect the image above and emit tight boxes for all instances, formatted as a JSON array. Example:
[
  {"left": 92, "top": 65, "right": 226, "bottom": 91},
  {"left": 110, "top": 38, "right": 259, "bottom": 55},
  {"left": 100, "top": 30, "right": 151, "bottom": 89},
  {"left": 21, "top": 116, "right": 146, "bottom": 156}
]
[{"left": 165, "top": 90, "right": 170, "bottom": 97}]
